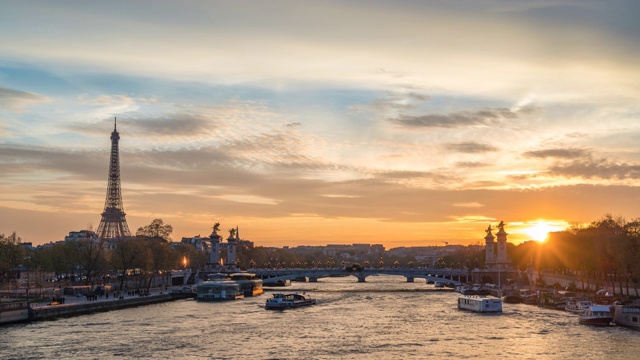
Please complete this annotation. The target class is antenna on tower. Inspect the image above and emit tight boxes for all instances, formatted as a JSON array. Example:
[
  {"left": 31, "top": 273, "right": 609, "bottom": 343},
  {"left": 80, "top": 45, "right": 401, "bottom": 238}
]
[{"left": 114, "top": 117, "right": 117, "bottom": 131}]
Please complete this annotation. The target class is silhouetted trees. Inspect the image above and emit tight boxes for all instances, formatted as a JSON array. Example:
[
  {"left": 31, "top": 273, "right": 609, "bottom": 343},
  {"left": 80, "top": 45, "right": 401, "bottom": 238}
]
[
  {"left": 136, "top": 219, "right": 173, "bottom": 240},
  {"left": 0, "top": 232, "right": 25, "bottom": 284},
  {"left": 506, "top": 214, "right": 640, "bottom": 295}
]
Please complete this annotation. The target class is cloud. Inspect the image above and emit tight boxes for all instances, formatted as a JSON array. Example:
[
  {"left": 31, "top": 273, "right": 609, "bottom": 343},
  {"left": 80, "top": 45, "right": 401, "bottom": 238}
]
[
  {"left": 351, "top": 88, "right": 430, "bottom": 114},
  {"left": 444, "top": 142, "right": 498, "bottom": 153},
  {"left": 128, "top": 114, "right": 216, "bottom": 137},
  {"left": 0, "top": 87, "right": 49, "bottom": 112},
  {"left": 83, "top": 94, "right": 138, "bottom": 107},
  {"left": 390, "top": 107, "right": 525, "bottom": 129},
  {"left": 523, "top": 148, "right": 590, "bottom": 159},
  {"left": 0, "top": 144, "right": 104, "bottom": 180},
  {"left": 455, "top": 161, "right": 489, "bottom": 168},
  {"left": 453, "top": 202, "right": 485, "bottom": 208},
  {"left": 71, "top": 113, "right": 217, "bottom": 138},
  {"left": 549, "top": 159, "right": 640, "bottom": 180}
]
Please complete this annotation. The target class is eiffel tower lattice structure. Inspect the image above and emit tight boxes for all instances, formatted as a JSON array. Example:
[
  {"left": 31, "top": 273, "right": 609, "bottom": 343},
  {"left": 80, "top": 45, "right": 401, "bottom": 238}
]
[{"left": 97, "top": 118, "right": 132, "bottom": 240}]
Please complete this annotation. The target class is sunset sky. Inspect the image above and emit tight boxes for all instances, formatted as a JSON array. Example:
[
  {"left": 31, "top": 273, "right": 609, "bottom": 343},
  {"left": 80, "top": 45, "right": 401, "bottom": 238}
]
[{"left": 1, "top": 1, "right": 639, "bottom": 248}]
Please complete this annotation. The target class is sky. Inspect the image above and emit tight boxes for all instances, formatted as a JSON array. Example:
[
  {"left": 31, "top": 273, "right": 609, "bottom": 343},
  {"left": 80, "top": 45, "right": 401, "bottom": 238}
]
[{"left": 1, "top": 0, "right": 639, "bottom": 248}]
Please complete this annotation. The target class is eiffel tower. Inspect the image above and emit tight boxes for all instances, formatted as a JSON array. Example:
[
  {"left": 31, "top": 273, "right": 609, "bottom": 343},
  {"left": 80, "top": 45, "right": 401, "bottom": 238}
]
[{"left": 97, "top": 118, "right": 131, "bottom": 240}]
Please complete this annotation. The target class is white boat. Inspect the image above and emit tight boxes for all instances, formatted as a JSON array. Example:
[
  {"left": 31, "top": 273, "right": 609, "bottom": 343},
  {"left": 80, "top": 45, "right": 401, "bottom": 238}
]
[
  {"left": 265, "top": 293, "right": 316, "bottom": 310},
  {"left": 579, "top": 305, "right": 613, "bottom": 326},
  {"left": 613, "top": 303, "right": 640, "bottom": 329},
  {"left": 565, "top": 299, "right": 593, "bottom": 314},
  {"left": 458, "top": 295, "right": 502, "bottom": 313}
]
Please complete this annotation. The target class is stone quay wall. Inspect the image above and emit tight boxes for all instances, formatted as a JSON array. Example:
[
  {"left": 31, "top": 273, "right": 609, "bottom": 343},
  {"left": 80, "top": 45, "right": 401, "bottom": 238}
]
[{"left": 29, "top": 294, "right": 181, "bottom": 321}]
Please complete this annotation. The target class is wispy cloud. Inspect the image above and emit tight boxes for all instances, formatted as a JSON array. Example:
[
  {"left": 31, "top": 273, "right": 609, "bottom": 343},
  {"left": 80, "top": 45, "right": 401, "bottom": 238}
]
[
  {"left": 444, "top": 142, "right": 499, "bottom": 154},
  {"left": 549, "top": 159, "right": 640, "bottom": 180},
  {"left": 523, "top": 148, "right": 590, "bottom": 159},
  {"left": 390, "top": 107, "right": 535, "bottom": 129},
  {"left": 128, "top": 114, "right": 216, "bottom": 137},
  {"left": 0, "top": 87, "right": 50, "bottom": 112}
]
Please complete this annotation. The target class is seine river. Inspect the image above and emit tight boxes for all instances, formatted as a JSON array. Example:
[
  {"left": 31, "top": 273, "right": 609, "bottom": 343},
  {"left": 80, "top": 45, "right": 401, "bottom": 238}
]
[{"left": 2, "top": 275, "right": 639, "bottom": 359}]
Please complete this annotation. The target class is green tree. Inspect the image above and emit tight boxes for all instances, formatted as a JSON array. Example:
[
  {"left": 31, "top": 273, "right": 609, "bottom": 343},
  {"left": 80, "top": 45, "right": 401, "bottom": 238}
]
[{"left": 136, "top": 219, "right": 173, "bottom": 240}]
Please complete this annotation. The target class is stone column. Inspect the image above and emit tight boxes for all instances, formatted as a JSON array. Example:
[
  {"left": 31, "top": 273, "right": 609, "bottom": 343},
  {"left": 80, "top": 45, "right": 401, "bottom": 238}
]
[
  {"left": 496, "top": 224, "right": 509, "bottom": 267},
  {"left": 209, "top": 233, "right": 221, "bottom": 269},
  {"left": 485, "top": 227, "right": 495, "bottom": 268},
  {"left": 227, "top": 234, "right": 237, "bottom": 269}
]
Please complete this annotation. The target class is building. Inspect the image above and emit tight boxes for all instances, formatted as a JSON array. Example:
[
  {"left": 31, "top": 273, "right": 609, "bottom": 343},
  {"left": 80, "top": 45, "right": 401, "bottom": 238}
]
[{"left": 65, "top": 230, "right": 100, "bottom": 243}]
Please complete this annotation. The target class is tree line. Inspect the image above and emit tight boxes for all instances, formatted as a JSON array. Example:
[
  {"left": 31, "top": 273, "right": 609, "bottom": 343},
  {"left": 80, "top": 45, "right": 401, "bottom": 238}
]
[
  {"left": 2, "top": 215, "right": 639, "bottom": 293},
  {"left": 509, "top": 215, "right": 640, "bottom": 294},
  {"left": 0, "top": 219, "right": 201, "bottom": 291}
]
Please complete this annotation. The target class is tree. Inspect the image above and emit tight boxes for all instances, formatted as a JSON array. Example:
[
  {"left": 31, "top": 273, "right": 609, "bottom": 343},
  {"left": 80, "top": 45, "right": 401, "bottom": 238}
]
[
  {"left": 143, "top": 238, "right": 172, "bottom": 289},
  {"left": 111, "top": 237, "right": 146, "bottom": 290},
  {"left": 0, "top": 232, "right": 25, "bottom": 283},
  {"left": 64, "top": 237, "right": 108, "bottom": 285},
  {"left": 136, "top": 219, "right": 173, "bottom": 240}
]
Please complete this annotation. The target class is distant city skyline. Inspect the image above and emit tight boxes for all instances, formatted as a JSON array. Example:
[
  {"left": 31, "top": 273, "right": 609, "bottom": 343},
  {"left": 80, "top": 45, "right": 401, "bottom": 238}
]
[{"left": 1, "top": 1, "right": 639, "bottom": 247}]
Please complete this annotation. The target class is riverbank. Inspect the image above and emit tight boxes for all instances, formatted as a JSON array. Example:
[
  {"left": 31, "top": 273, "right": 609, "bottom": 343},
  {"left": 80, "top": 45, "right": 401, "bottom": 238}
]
[{"left": 23, "top": 289, "right": 193, "bottom": 322}]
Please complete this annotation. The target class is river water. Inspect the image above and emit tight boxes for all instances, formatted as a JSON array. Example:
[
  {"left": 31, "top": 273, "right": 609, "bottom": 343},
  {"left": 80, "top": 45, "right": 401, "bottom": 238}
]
[{"left": 1, "top": 275, "right": 639, "bottom": 359}]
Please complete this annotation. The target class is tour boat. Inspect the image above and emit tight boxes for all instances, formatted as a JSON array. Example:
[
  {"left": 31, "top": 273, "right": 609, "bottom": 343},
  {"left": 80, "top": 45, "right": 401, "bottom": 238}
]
[
  {"left": 457, "top": 295, "right": 502, "bottom": 313},
  {"left": 579, "top": 305, "right": 613, "bottom": 326},
  {"left": 195, "top": 281, "right": 244, "bottom": 301},
  {"left": 565, "top": 299, "right": 593, "bottom": 314},
  {"left": 229, "top": 273, "right": 264, "bottom": 297},
  {"left": 265, "top": 293, "right": 316, "bottom": 310},
  {"left": 613, "top": 302, "right": 640, "bottom": 329}
]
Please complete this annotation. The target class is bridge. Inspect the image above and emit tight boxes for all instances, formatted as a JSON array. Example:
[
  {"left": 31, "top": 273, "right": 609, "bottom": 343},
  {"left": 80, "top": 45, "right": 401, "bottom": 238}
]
[{"left": 248, "top": 267, "right": 470, "bottom": 285}]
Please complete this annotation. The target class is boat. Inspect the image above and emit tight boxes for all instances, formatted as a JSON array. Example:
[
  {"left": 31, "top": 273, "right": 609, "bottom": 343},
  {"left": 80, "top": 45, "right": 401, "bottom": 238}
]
[
  {"left": 229, "top": 273, "right": 264, "bottom": 297},
  {"left": 538, "top": 291, "right": 567, "bottom": 310},
  {"left": 195, "top": 281, "right": 244, "bottom": 301},
  {"left": 434, "top": 281, "right": 445, "bottom": 288},
  {"left": 519, "top": 290, "right": 538, "bottom": 305},
  {"left": 461, "top": 284, "right": 490, "bottom": 296},
  {"left": 0, "top": 301, "right": 30, "bottom": 325},
  {"left": 264, "top": 293, "right": 316, "bottom": 310},
  {"left": 170, "top": 286, "right": 196, "bottom": 299},
  {"left": 594, "top": 289, "right": 616, "bottom": 305},
  {"left": 457, "top": 295, "right": 502, "bottom": 313},
  {"left": 263, "top": 279, "right": 291, "bottom": 287},
  {"left": 502, "top": 293, "right": 523, "bottom": 304},
  {"left": 579, "top": 305, "right": 613, "bottom": 326},
  {"left": 613, "top": 302, "right": 640, "bottom": 329},
  {"left": 565, "top": 299, "right": 593, "bottom": 314}
]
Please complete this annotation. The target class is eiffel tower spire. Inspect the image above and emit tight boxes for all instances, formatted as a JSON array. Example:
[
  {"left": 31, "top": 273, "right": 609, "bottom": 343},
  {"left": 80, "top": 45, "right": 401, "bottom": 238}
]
[{"left": 97, "top": 117, "right": 131, "bottom": 240}]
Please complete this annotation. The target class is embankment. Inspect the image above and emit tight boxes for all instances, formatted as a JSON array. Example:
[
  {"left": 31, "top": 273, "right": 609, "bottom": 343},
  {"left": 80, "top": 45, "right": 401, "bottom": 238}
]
[{"left": 29, "top": 294, "right": 189, "bottom": 321}]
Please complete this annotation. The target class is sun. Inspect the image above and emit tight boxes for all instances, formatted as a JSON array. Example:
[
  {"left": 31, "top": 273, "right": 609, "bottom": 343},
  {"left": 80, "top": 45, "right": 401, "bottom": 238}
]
[{"left": 523, "top": 221, "right": 554, "bottom": 242}]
